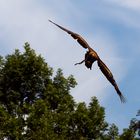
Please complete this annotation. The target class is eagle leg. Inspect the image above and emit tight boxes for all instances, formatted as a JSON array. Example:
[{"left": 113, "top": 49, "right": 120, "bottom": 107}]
[{"left": 74, "top": 59, "right": 85, "bottom": 65}]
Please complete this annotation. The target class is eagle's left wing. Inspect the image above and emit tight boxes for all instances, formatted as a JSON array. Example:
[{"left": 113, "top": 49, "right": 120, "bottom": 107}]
[{"left": 97, "top": 58, "right": 126, "bottom": 103}]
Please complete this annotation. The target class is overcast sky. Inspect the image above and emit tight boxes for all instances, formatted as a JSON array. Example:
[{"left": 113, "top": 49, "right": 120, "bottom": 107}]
[{"left": 0, "top": 0, "right": 140, "bottom": 132}]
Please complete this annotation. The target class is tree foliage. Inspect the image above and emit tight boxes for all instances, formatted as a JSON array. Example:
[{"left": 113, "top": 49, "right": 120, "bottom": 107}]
[
  {"left": 119, "top": 118, "right": 140, "bottom": 140},
  {"left": 0, "top": 43, "right": 108, "bottom": 139},
  {"left": 0, "top": 43, "right": 139, "bottom": 140}
]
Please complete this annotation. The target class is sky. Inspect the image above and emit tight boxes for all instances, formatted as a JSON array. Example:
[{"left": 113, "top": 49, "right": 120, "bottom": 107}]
[{"left": 0, "top": 0, "right": 140, "bottom": 132}]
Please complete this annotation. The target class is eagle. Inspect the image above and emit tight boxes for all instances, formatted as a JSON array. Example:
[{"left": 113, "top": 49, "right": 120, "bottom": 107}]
[{"left": 49, "top": 20, "right": 126, "bottom": 103}]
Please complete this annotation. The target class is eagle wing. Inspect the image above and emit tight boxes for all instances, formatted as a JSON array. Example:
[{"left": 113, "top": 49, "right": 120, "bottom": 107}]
[
  {"left": 97, "top": 58, "right": 126, "bottom": 103},
  {"left": 49, "top": 20, "right": 93, "bottom": 51}
]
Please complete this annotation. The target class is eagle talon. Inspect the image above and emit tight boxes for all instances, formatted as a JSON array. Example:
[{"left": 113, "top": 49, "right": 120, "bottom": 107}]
[{"left": 74, "top": 60, "right": 85, "bottom": 65}]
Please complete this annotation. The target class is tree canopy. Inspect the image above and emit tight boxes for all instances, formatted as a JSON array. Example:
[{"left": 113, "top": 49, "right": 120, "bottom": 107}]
[{"left": 0, "top": 43, "right": 139, "bottom": 140}]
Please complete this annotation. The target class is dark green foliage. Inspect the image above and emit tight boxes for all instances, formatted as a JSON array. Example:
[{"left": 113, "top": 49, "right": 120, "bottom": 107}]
[
  {"left": 119, "top": 118, "right": 140, "bottom": 140},
  {"left": 0, "top": 43, "right": 53, "bottom": 114},
  {"left": 68, "top": 97, "right": 108, "bottom": 140},
  {"left": 106, "top": 123, "right": 119, "bottom": 140},
  {"left": 120, "top": 128, "right": 135, "bottom": 140},
  {"left": 0, "top": 43, "right": 108, "bottom": 139},
  {"left": 1, "top": 43, "right": 139, "bottom": 139}
]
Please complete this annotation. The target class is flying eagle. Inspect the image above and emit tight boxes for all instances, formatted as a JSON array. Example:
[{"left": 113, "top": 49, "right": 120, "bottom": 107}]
[{"left": 49, "top": 20, "right": 126, "bottom": 103}]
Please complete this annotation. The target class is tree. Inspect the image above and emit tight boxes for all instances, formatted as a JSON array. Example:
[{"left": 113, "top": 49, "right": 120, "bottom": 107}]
[
  {"left": 120, "top": 128, "right": 135, "bottom": 140},
  {"left": 119, "top": 118, "right": 138, "bottom": 140},
  {"left": 68, "top": 97, "right": 108, "bottom": 140},
  {"left": 0, "top": 43, "right": 109, "bottom": 139},
  {"left": 137, "top": 110, "right": 140, "bottom": 116},
  {"left": 0, "top": 43, "right": 54, "bottom": 139},
  {"left": 118, "top": 111, "right": 140, "bottom": 140},
  {"left": 106, "top": 123, "right": 119, "bottom": 140}
]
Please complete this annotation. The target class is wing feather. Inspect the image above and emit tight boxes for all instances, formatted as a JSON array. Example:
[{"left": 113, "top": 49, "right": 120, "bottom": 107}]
[
  {"left": 49, "top": 20, "right": 93, "bottom": 51},
  {"left": 97, "top": 59, "right": 126, "bottom": 103}
]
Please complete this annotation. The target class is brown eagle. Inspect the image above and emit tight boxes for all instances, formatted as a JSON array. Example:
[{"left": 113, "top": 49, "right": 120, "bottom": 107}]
[{"left": 49, "top": 20, "right": 126, "bottom": 103}]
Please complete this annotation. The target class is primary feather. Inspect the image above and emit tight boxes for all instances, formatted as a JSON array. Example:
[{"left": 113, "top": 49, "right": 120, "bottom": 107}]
[{"left": 97, "top": 59, "right": 126, "bottom": 103}]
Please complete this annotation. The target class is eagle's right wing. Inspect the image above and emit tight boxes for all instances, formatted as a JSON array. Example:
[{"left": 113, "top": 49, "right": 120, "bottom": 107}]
[{"left": 49, "top": 20, "right": 94, "bottom": 51}]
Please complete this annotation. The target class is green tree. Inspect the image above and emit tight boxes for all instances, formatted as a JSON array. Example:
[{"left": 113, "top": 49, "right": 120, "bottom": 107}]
[
  {"left": 0, "top": 43, "right": 109, "bottom": 139},
  {"left": 0, "top": 43, "right": 54, "bottom": 139},
  {"left": 105, "top": 123, "right": 119, "bottom": 140},
  {"left": 120, "top": 128, "right": 135, "bottom": 140},
  {"left": 118, "top": 112, "right": 140, "bottom": 140},
  {"left": 68, "top": 97, "right": 108, "bottom": 140},
  {"left": 119, "top": 119, "right": 138, "bottom": 140},
  {"left": 26, "top": 68, "right": 77, "bottom": 140}
]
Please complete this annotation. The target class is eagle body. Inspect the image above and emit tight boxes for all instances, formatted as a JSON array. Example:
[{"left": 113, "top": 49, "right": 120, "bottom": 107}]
[
  {"left": 85, "top": 51, "right": 99, "bottom": 69},
  {"left": 49, "top": 20, "right": 126, "bottom": 103}
]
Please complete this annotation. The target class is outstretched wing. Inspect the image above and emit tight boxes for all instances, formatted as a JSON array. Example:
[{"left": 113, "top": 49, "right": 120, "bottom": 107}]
[
  {"left": 97, "top": 59, "right": 126, "bottom": 103},
  {"left": 49, "top": 20, "right": 93, "bottom": 51}
]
